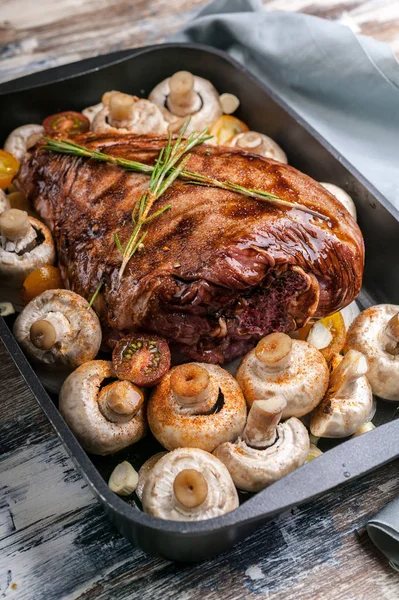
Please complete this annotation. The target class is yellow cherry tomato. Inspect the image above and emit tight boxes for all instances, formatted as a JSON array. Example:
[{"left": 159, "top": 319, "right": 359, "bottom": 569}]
[
  {"left": 22, "top": 266, "right": 63, "bottom": 304},
  {"left": 306, "top": 312, "right": 346, "bottom": 363},
  {"left": 209, "top": 115, "right": 249, "bottom": 146},
  {"left": 0, "top": 150, "right": 20, "bottom": 190}
]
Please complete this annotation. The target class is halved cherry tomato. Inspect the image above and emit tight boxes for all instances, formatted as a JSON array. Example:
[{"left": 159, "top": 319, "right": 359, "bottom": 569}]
[
  {"left": 209, "top": 115, "right": 249, "bottom": 146},
  {"left": 22, "top": 265, "right": 63, "bottom": 304},
  {"left": 306, "top": 312, "right": 346, "bottom": 362},
  {"left": 112, "top": 334, "right": 171, "bottom": 388},
  {"left": 42, "top": 111, "right": 90, "bottom": 136},
  {"left": 0, "top": 150, "right": 20, "bottom": 190}
]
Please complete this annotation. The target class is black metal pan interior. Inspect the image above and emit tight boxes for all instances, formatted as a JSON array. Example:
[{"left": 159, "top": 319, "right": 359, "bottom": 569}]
[{"left": 1, "top": 43, "right": 399, "bottom": 561}]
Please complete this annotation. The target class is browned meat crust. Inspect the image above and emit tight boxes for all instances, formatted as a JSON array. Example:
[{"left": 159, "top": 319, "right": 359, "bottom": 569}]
[{"left": 18, "top": 133, "right": 364, "bottom": 363}]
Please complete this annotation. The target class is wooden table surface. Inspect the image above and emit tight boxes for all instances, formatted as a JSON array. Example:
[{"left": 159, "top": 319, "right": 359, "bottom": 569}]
[{"left": 1, "top": 1, "right": 399, "bottom": 599}]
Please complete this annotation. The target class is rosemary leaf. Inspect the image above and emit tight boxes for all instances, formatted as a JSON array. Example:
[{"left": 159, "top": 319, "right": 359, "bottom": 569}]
[
  {"left": 114, "top": 233, "right": 123, "bottom": 254},
  {"left": 88, "top": 280, "right": 104, "bottom": 309}
]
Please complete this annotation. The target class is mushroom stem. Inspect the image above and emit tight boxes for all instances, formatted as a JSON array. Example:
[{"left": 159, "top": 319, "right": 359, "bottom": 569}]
[
  {"left": 98, "top": 380, "right": 144, "bottom": 424},
  {"left": 167, "top": 71, "right": 202, "bottom": 117},
  {"left": 384, "top": 313, "right": 399, "bottom": 355},
  {"left": 0, "top": 209, "right": 31, "bottom": 241},
  {"left": 243, "top": 396, "right": 287, "bottom": 448},
  {"left": 173, "top": 469, "right": 208, "bottom": 509},
  {"left": 255, "top": 333, "right": 293, "bottom": 373},
  {"left": 108, "top": 92, "right": 135, "bottom": 122},
  {"left": 29, "top": 312, "right": 70, "bottom": 351},
  {"left": 330, "top": 349, "right": 368, "bottom": 396},
  {"left": 236, "top": 132, "right": 263, "bottom": 150},
  {"left": 170, "top": 363, "right": 214, "bottom": 411}
]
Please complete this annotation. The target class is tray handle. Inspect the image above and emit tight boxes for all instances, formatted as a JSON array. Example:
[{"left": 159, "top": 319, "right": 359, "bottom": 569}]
[{"left": 242, "top": 419, "right": 399, "bottom": 522}]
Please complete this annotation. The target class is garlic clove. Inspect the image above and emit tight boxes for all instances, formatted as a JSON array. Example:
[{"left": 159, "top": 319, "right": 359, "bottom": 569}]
[
  {"left": 108, "top": 461, "right": 139, "bottom": 496},
  {"left": 306, "top": 443, "right": 323, "bottom": 461},
  {"left": 0, "top": 302, "right": 15, "bottom": 317},
  {"left": 307, "top": 321, "right": 333, "bottom": 350},
  {"left": 219, "top": 93, "right": 240, "bottom": 115},
  {"left": 352, "top": 422, "right": 376, "bottom": 437}
]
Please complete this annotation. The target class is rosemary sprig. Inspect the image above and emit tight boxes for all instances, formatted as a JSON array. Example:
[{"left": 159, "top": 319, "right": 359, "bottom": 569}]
[
  {"left": 114, "top": 123, "right": 212, "bottom": 279},
  {"left": 42, "top": 137, "right": 327, "bottom": 221}
]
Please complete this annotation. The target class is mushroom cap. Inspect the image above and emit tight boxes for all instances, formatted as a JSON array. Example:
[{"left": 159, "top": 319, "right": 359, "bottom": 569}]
[
  {"left": 142, "top": 447, "right": 238, "bottom": 521},
  {"left": 13, "top": 289, "right": 102, "bottom": 368},
  {"left": 148, "top": 75, "right": 222, "bottom": 133},
  {"left": 214, "top": 417, "right": 309, "bottom": 492},
  {"left": 236, "top": 339, "right": 329, "bottom": 418},
  {"left": 346, "top": 304, "right": 399, "bottom": 401},
  {"left": 148, "top": 363, "right": 247, "bottom": 452},
  {"left": 91, "top": 97, "right": 167, "bottom": 135},
  {"left": 0, "top": 215, "right": 55, "bottom": 287},
  {"left": 59, "top": 360, "right": 147, "bottom": 455},
  {"left": 320, "top": 183, "right": 357, "bottom": 221},
  {"left": 4, "top": 124, "right": 44, "bottom": 162},
  {"left": 82, "top": 102, "right": 103, "bottom": 123},
  {"left": 310, "top": 354, "right": 373, "bottom": 438},
  {"left": 136, "top": 451, "right": 168, "bottom": 502},
  {"left": 229, "top": 131, "right": 288, "bottom": 163}
]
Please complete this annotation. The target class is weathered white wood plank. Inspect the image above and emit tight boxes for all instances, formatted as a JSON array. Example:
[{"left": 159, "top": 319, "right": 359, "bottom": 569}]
[{"left": 0, "top": 0, "right": 399, "bottom": 83}]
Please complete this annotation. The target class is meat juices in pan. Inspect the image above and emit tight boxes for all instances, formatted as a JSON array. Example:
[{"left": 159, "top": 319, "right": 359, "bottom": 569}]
[{"left": 18, "top": 133, "right": 364, "bottom": 363}]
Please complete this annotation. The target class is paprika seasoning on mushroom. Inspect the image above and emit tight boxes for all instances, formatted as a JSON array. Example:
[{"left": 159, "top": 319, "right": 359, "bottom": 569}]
[
  {"left": 236, "top": 332, "right": 329, "bottom": 418},
  {"left": 148, "top": 362, "right": 247, "bottom": 452}
]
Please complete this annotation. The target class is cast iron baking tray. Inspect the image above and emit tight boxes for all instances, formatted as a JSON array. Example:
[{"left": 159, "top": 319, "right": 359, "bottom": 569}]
[{"left": 1, "top": 44, "right": 399, "bottom": 562}]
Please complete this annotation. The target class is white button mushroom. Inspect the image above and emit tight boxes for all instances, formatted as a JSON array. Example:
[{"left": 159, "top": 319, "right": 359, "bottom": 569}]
[
  {"left": 59, "top": 360, "right": 147, "bottom": 455},
  {"left": 229, "top": 131, "right": 288, "bottom": 163},
  {"left": 0, "top": 210, "right": 55, "bottom": 307},
  {"left": 148, "top": 71, "right": 223, "bottom": 133},
  {"left": 142, "top": 447, "right": 238, "bottom": 521},
  {"left": 319, "top": 183, "right": 357, "bottom": 221},
  {"left": 148, "top": 362, "right": 247, "bottom": 452},
  {"left": 136, "top": 452, "right": 168, "bottom": 502},
  {"left": 214, "top": 397, "right": 310, "bottom": 492},
  {"left": 236, "top": 332, "right": 329, "bottom": 418},
  {"left": 346, "top": 304, "right": 399, "bottom": 401},
  {"left": 4, "top": 124, "right": 44, "bottom": 162},
  {"left": 92, "top": 91, "right": 167, "bottom": 135},
  {"left": 13, "top": 289, "right": 102, "bottom": 392},
  {"left": 310, "top": 349, "right": 373, "bottom": 438}
]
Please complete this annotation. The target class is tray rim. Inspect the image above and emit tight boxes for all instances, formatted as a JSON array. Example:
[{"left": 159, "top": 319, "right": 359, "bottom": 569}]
[{"left": 1, "top": 42, "right": 399, "bottom": 536}]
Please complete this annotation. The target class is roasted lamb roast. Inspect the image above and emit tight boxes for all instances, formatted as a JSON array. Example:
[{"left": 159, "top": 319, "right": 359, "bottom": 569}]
[{"left": 18, "top": 133, "right": 364, "bottom": 363}]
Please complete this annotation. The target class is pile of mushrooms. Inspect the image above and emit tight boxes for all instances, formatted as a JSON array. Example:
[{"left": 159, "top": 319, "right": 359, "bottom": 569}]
[
  {"left": 310, "top": 349, "right": 373, "bottom": 438},
  {"left": 346, "top": 304, "right": 399, "bottom": 401},
  {"left": 141, "top": 447, "right": 239, "bottom": 521},
  {"left": 59, "top": 360, "right": 147, "bottom": 455},
  {"left": 0, "top": 209, "right": 55, "bottom": 307},
  {"left": 229, "top": 131, "right": 288, "bottom": 163},
  {"left": 236, "top": 332, "right": 329, "bottom": 418},
  {"left": 92, "top": 91, "right": 167, "bottom": 135},
  {"left": 149, "top": 71, "right": 224, "bottom": 133},
  {"left": 214, "top": 396, "right": 309, "bottom": 492},
  {"left": 13, "top": 289, "right": 102, "bottom": 392},
  {"left": 148, "top": 362, "right": 247, "bottom": 452}
]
